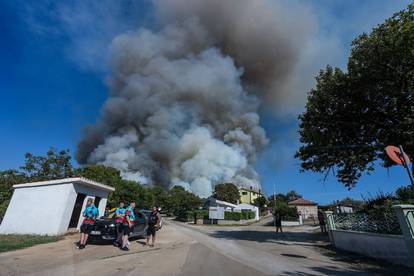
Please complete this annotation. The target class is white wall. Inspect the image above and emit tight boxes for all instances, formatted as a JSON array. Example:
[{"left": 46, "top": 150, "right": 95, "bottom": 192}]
[
  {"left": 332, "top": 230, "right": 410, "bottom": 266},
  {"left": 0, "top": 182, "right": 111, "bottom": 235},
  {"left": 0, "top": 184, "right": 72, "bottom": 235}
]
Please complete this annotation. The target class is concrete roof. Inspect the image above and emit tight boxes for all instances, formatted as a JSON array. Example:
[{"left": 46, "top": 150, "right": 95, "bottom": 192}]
[
  {"left": 13, "top": 177, "right": 115, "bottom": 192},
  {"left": 207, "top": 198, "right": 238, "bottom": 208},
  {"left": 288, "top": 198, "right": 317, "bottom": 206}
]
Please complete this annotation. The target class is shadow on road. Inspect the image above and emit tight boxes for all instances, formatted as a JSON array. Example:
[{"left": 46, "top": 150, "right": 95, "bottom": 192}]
[
  {"left": 209, "top": 229, "right": 328, "bottom": 245},
  {"left": 208, "top": 229, "right": 414, "bottom": 275},
  {"left": 278, "top": 265, "right": 389, "bottom": 276}
]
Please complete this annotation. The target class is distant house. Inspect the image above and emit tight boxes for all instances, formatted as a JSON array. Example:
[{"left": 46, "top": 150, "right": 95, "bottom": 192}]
[
  {"left": 288, "top": 198, "right": 318, "bottom": 220},
  {"left": 204, "top": 198, "right": 260, "bottom": 220},
  {"left": 336, "top": 205, "right": 354, "bottom": 214},
  {"left": 239, "top": 187, "right": 261, "bottom": 204}
]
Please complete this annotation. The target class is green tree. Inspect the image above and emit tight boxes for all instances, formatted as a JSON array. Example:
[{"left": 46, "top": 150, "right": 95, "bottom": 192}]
[
  {"left": 268, "top": 193, "right": 288, "bottom": 207},
  {"left": 286, "top": 190, "right": 302, "bottom": 201},
  {"left": 253, "top": 196, "right": 268, "bottom": 215},
  {"left": 396, "top": 185, "right": 414, "bottom": 204},
  {"left": 76, "top": 165, "right": 121, "bottom": 186},
  {"left": 0, "top": 170, "right": 26, "bottom": 220},
  {"left": 76, "top": 164, "right": 153, "bottom": 208},
  {"left": 213, "top": 183, "right": 240, "bottom": 204},
  {"left": 274, "top": 201, "right": 298, "bottom": 221},
  {"left": 165, "top": 186, "right": 202, "bottom": 216},
  {"left": 20, "top": 148, "right": 75, "bottom": 181},
  {"left": 150, "top": 186, "right": 169, "bottom": 210},
  {"left": 296, "top": 5, "right": 414, "bottom": 188}
]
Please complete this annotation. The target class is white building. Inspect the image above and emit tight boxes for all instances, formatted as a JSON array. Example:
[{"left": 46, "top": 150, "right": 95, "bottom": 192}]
[
  {"left": 235, "top": 203, "right": 260, "bottom": 221},
  {"left": 0, "top": 177, "right": 114, "bottom": 235},
  {"left": 204, "top": 197, "right": 238, "bottom": 211},
  {"left": 204, "top": 198, "right": 260, "bottom": 220}
]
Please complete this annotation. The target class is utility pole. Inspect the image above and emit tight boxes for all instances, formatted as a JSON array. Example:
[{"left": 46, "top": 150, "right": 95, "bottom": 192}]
[
  {"left": 273, "top": 182, "right": 276, "bottom": 232},
  {"left": 399, "top": 145, "right": 414, "bottom": 186}
]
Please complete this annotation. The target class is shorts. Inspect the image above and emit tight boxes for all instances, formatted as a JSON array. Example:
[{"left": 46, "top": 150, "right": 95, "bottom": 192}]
[
  {"left": 115, "top": 222, "right": 123, "bottom": 233},
  {"left": 122, "top": 224, "right": 134, "bottom": 235},
  {"left": 80, "top": 223, "right": 93, "bottom": 234},
  {"left": 146, "top": 225, "right": 156, "bottom": 237}
]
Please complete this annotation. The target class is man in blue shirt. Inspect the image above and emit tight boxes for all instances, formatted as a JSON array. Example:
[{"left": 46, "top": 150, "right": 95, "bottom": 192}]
[
  {"left": 79, "top": 198, "right": 99, "bottom": 249},
  {"left": 121, "top": 202, "right": 136, "bottom": 251},
  {"left": 113, "top": 202, "right": 125, "bottom": 247}
]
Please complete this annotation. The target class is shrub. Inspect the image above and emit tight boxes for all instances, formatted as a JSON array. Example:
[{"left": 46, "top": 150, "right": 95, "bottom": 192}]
[
  {"left": 224, "top": 211, "right": 233, "bottom": 220},
  {"left": 240, "top": 211, "right": 255, "bottom": 220},
  {"left": 274, "top": 202, "right": 298, "bottom": 221},
  {"left": 248, "top": 211, "right": 255, "bottom": 219},
  {"left": 194, "top": 210, "right": 208, "bottom": 220},
  {"left": 232, "top": 212, "right": 241, "bottom": 221},
  {"left": 177, "top": 211, "right": 194, "bottom": 222},
  {"left": 224, "top": 211, "right": 242, "bottom": 221}
]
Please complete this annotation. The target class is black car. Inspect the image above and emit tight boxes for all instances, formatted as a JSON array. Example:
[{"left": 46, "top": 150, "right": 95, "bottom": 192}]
[{"left": 89, "top": 209, "right": 148, "bottom": 241}]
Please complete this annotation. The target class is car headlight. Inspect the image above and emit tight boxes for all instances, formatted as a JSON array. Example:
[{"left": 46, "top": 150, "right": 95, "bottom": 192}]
[{"left": 109, "top": 224, "right": 115, "bottom": 227}]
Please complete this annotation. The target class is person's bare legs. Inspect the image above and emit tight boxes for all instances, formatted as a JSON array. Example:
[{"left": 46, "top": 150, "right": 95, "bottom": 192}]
[
  {"left": 79, "top": 233, "right": 84, "bottom": 246},
  {"left": 146, "top": 235, "right": 151, "bottom": 246},
  {"left": 152, "top": 234, "right": 156, "bottom": 246},
  {"left": 81, "top": 233, "right": 89, "bottom": 246},
  {"left": 116, "top": 228, "right": 123, "bottom": 245},
  {"left": 122, "top": 232, "right": 130, "bottom": 248}
]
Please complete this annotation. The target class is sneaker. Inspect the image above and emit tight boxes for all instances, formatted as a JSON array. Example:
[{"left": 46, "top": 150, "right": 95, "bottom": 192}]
[
  {"left": 79, "top": 244, "right": 85, "bottom": 250},
  {"left": 121, "top": 247, "right": 129, "bottom": 251}
]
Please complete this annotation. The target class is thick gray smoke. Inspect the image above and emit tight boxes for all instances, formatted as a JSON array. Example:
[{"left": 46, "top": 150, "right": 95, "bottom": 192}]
[{"left": 76, "top": 0, "right": 319, "bottom": 197}]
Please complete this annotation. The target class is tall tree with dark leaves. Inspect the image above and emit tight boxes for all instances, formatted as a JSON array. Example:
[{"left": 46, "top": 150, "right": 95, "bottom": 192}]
[
  {"left": 20, "top": 148, "right": 76, "bottom": 181},
  {"left": 213, "top": 183, "right": 240, "bottom": 204},
  {"left": 296, "top": 5, "right": 414, "bottom": 188}
]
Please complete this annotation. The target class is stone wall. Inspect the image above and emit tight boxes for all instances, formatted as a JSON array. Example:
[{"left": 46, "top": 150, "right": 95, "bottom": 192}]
[{"left": 331, "top": 230, "right": 410, "bottom": 266}]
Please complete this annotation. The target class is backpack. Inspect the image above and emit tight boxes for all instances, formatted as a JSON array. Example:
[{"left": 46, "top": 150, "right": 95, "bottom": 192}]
[{"left": 148, "top": 213, "right": 158, "bottom": 225}]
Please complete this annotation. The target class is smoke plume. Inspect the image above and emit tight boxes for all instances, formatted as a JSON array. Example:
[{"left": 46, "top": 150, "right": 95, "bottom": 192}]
[{"left": 76, "top": 0, "right": 318, "bottom": 197}]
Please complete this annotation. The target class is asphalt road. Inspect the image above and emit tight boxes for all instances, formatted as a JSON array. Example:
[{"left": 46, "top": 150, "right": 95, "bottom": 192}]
[{"left": 0, "top": 218, "right": 412, "bottom": 276}]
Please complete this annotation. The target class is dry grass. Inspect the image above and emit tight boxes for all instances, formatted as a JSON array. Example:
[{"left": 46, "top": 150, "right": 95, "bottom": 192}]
[{"left": 0, "top": 234, "right": 62, "bottom": 253}]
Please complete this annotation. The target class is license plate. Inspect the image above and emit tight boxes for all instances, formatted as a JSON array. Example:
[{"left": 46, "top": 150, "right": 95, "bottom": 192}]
[{"left": 90, "top": 230, "right": 101, "bottom": 235}]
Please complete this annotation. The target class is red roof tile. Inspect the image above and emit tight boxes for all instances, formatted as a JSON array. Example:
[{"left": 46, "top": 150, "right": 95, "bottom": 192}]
[{"left": 288, "top": 198, "right": 317, "bottom": 206}]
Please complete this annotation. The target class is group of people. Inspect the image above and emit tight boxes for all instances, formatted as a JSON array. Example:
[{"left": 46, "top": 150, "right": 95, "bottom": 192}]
[
  {"left": 78, "top": 198, "right": 161, "bottom": 251},
  {"left": 112, "top": 201, "right": 137, "bottom": 251}
]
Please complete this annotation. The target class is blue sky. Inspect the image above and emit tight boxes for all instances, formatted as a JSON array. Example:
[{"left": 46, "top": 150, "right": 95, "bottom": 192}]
[{"left": 1, "top": 0, "right": 412, "bottom": 204}]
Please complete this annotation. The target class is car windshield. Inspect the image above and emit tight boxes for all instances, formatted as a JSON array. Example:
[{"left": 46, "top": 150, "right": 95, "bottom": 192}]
[{"left": 140, "top": 210, "right": 151, "bottom": 218}]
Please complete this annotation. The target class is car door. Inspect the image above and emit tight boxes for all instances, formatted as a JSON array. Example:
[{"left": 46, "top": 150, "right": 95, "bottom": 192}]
[{"left": 133, "top": 211, "right": 147, "bottom": 236}]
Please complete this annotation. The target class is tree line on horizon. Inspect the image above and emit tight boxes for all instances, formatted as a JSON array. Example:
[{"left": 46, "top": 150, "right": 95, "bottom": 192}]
[
  {"left": 0, "top": 148, "right": 306, "bottom": 220},
  {"left": 0, "top": 148, "right": 202, "bottom": 219}
]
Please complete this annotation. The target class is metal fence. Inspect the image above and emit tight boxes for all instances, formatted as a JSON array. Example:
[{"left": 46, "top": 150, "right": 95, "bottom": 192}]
[{"left": 332, "top": 211, "right": 402, "bottom": 235}]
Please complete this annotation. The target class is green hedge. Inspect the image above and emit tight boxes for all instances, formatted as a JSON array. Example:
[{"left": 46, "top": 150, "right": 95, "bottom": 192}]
[
  {"left": 224, "top": 211, "right": 254, "bottom": 221},
  {"left": 224, "top": 211, "right": 240, "bottom": 221},
  {"left": 194, "top": 210, "right": 209, "bottom": 220},
  {"left": 176, "top": 211, "right": 195, "bottom": 222},
  {"left": 274, "top": 202, "right": 298, "bottom": 221}
]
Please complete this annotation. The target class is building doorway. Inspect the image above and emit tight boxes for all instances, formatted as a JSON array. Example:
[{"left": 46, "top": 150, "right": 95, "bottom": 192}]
[
  {"left": 68, "top": 193, "right": 86, "bottom": 228},
  {"left": 94, "top": 196, "right": 101, "bottom": 208}
]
